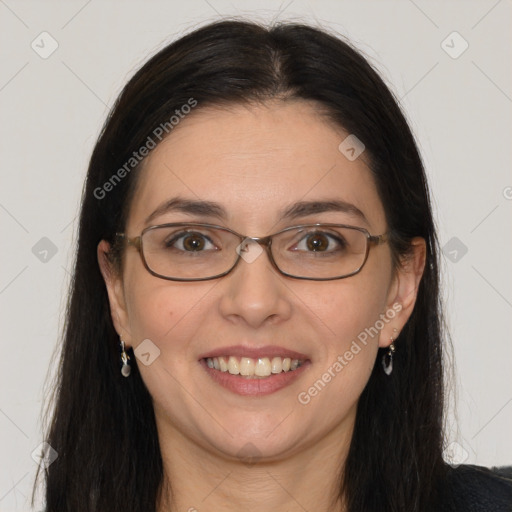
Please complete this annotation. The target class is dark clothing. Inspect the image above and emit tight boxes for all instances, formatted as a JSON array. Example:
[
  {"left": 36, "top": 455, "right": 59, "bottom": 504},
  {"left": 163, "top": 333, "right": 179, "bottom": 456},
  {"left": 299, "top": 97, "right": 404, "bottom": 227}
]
[{"left": 434, "top": 464, "right": 512, "bottom": 511}]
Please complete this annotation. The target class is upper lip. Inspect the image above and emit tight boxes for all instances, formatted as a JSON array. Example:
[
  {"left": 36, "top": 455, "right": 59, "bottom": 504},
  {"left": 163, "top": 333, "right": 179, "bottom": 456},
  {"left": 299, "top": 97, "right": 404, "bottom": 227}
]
[{"left": 199, "top": 345, "right": 310, "bottom": 361}]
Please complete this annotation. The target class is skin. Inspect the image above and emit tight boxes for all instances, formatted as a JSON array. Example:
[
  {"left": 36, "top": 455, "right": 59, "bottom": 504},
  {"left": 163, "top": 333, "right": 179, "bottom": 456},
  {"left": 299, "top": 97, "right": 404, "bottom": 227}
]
[{"left": 98, "top": 100, "right": 426, "bottom": 512}]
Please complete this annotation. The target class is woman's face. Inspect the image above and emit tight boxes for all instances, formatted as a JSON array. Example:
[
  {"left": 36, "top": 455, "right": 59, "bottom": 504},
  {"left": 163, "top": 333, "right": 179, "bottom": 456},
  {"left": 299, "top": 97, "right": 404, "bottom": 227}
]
[{"left": 100, "top": 100, "right": 423, "bottom": 463}]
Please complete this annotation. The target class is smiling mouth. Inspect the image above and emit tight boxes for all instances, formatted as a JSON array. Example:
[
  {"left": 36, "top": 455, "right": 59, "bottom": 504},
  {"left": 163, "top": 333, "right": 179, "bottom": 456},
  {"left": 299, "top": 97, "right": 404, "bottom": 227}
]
[{"left": 203, "top": 355, "right": 306, "bottom": 379}]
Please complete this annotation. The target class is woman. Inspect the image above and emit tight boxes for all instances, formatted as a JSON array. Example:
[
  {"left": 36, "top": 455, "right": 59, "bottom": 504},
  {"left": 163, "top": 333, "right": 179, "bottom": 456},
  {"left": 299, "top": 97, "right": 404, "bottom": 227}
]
[{"left": 39, "top": 19, "right": 512, "bottom": 511}]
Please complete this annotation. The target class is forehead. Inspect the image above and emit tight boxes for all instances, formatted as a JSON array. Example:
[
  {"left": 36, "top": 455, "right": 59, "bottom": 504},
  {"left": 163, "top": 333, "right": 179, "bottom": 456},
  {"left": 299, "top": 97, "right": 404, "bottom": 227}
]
[{"left": 127, "top": 100, "right": 386, "bottom": 233}]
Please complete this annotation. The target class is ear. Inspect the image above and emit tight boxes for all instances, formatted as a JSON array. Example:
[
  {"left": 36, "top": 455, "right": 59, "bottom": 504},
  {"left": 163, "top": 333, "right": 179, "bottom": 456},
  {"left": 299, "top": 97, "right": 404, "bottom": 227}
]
[
  {"left": 378, "top": 237, "right": 426, "bottom": 348},
  {"left": 97, "top": 240, "right": 132, "bottom": 347}
]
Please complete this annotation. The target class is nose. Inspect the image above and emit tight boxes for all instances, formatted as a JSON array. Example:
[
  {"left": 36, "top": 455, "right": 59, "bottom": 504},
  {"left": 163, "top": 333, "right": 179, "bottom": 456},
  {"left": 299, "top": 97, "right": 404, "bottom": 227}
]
[{"left": 217, "top": 240, "right": 293, "bottom": 329}]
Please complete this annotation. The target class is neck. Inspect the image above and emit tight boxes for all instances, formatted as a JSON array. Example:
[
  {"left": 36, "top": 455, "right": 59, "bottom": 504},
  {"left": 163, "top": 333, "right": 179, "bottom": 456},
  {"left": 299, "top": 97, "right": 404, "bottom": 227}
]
[{"left": 155, "top": 410, "right": 354, "bottom": 512}]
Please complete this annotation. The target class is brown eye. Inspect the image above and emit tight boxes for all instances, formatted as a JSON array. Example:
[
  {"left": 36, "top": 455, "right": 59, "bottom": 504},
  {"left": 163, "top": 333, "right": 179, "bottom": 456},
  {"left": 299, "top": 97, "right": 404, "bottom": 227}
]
[
  {"left": 166, "top": 232, "right": 215, "bottom": 252},
  {"left": 292, "top": 231, "right": 347, "bottom": 254},
  {"left": 305, "top": 233, "right": 330, "bottom": 251},
  {"left": 182, "top": 234, "right": 206, "bottom": 251}
]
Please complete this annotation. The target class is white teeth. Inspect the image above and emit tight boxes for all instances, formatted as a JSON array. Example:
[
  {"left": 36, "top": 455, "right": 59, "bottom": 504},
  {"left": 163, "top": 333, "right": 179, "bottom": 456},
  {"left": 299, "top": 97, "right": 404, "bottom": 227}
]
[
  {"left": 255, "top": 357, "right": 271, "bottom": 377},
  {"left": 228, "top": 356, "right": 239, "bottom": 375},
  {"left": 205, "top": 355, "right": 303, "bottom": 378},
  {"left": 239, "top": 357, "right": 254, "bottom": 376},
  {"left": 271, "top": 357, "right": 282, "bottom": 374},
  {"left": 219, "top": 357, "right": 228, "bottom": 372}
]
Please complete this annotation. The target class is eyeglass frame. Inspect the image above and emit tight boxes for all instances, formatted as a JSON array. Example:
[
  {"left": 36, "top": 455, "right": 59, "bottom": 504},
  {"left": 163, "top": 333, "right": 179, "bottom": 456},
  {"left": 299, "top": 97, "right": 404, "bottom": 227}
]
[{"left": 115, "top": 222, "right": 389, "bottom": 282}]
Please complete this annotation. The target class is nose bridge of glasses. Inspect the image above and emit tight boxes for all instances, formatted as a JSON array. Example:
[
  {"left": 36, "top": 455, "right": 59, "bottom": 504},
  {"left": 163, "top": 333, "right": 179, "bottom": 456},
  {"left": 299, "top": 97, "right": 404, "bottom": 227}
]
[
  {"left": 225, "top": 231, "right": 290, "bottom": 281},
  {"left": 247, "top": 234, "right": 273, "bottom": 249},
  {"left": 234, "top": 234, "right": 275, "bottom": 267}
]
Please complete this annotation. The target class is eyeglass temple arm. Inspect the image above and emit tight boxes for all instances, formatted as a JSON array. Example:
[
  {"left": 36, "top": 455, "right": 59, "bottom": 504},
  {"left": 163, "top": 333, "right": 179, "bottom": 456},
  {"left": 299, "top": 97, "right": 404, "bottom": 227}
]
[
  {"left": 368, "top": 232, "right": 389, "bottom": 245},
  {"left": 115, "top": 233, "right": 142, "bottom": 250}
]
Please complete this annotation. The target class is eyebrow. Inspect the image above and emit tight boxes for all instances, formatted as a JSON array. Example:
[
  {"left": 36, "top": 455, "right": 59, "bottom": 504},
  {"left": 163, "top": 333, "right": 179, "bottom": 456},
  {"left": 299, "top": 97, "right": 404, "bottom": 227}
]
[{"left": 144, "top": 196, "right": 369, "bottom": 226}]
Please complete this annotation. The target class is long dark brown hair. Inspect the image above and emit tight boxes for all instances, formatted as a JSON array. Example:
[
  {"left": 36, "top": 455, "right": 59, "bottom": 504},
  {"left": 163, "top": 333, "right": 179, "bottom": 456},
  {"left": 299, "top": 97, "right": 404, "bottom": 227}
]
[{"left": 38, "top": 19, "right": 447, "bottom": 511}]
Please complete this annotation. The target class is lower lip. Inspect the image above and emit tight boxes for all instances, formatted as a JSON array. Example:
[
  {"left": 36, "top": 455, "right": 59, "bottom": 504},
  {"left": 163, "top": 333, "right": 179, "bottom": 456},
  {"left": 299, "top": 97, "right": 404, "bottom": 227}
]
[{"left": 199, "top": 359, "right": 311, "bottom": 396}]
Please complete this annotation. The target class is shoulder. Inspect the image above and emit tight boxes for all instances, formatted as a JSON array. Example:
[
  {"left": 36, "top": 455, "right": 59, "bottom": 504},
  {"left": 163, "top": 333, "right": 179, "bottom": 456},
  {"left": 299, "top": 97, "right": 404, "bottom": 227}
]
[{"left": 433, "top": 464, "right": 512, "bottom": 512}]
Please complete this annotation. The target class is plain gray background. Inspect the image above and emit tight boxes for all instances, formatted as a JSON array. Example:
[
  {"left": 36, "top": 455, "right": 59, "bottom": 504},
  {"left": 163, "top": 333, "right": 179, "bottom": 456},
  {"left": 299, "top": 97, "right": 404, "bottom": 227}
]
[{"left": 0, "top": 1, "right": 511, "bottom": 510}]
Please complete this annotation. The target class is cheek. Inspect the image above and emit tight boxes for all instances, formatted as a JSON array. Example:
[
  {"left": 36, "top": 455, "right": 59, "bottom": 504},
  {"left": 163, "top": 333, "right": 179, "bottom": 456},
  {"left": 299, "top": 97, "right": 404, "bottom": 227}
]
[
  {"left": 123, "top": 277, "right": 211, "bottom": 400},
  {"left": 306, "top": 270, "right": 390, "bottom": 353},
  {"left": 295, "top": 272, "right": 391, "bottom": 410},
  {"left": 125, "top": 284, "right": 175, "bottom": 342},
  {"left": 292, "top": 311, "right": 379, "bottom": 434},
  {"left": 323, "top": 286, "right": 384, "bottom": 372},
  {"left": 123, "top": 264, "right": 212, "bottom": 347}
]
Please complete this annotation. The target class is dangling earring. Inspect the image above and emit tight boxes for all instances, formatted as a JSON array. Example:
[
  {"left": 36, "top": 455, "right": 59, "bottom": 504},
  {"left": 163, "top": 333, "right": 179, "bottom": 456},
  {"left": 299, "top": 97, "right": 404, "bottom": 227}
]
[
  {"left": 382, "top": 328, "right": 398, "bottom": 376},
  {"left": 120, "top": 339, "right": 131, "bottom": 377}
]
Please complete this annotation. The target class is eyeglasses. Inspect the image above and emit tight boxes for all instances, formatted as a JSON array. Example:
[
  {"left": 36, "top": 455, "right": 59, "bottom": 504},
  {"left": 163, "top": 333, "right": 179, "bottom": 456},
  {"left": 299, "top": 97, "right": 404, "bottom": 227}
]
[{"left": 116, "top": 222, "right": 389, "bottom": 282}]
